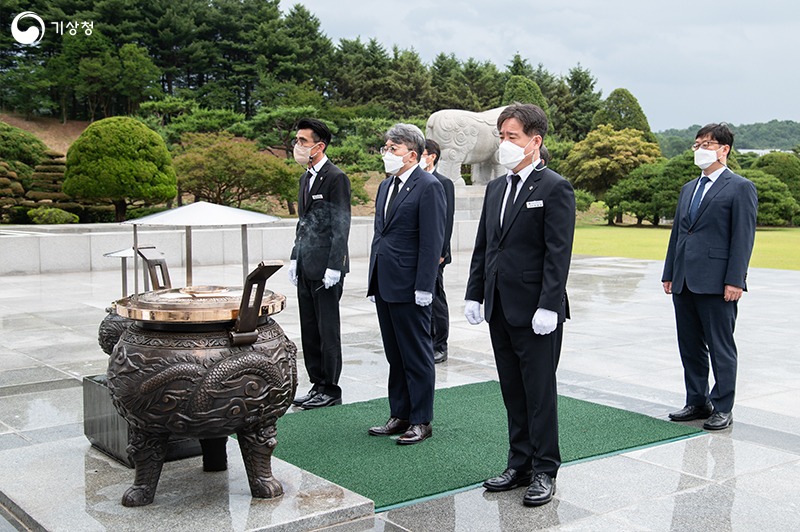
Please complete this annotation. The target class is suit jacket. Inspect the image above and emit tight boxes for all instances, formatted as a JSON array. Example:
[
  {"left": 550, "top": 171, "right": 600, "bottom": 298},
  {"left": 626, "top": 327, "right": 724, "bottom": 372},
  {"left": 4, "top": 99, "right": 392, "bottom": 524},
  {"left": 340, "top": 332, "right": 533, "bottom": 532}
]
[
  {"left": 291, "top": 160, "right": 351, "bottom": 279},
  {"left": 465, "top": 162, "right": 576, "bottom": 327},
  {"left": 662, "top": 168, "right": 757, "bottom": 294},
  {"left": 368, "top": 167, "right": 446, "bottom": 303},
  {"left": 433, "top": 169, "right": 455, "bottom": 265}
]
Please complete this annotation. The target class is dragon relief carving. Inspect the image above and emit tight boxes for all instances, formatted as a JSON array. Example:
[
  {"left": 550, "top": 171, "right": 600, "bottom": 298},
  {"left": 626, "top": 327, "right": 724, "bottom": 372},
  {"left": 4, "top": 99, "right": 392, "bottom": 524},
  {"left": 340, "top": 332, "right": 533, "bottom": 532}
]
[{"left": 106, "top": 319, "right": 297, "bottom": 507}]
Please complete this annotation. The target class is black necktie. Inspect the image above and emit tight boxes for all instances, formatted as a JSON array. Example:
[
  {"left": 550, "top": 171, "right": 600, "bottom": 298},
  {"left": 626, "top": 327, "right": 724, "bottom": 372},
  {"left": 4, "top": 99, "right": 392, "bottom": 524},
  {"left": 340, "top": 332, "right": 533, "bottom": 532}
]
[
  {"left": 303, "top": 170, "right": 313, "bottom": 207},
  {"left": 386, "top": 176, "right": 401, "bottom": 215},
  {"left": 502, "top": 174, "right": 520, "bottom": 228},
  {"left": 688, "top": 175, "right": 710, "bottom": 223}
]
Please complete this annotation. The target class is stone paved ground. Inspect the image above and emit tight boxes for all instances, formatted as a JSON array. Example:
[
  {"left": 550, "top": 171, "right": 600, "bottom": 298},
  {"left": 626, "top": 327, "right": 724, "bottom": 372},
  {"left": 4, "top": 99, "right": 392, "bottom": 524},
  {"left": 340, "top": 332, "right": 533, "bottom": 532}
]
[{"left": 1, "top": 251, "right": 799, "bottom": 530}]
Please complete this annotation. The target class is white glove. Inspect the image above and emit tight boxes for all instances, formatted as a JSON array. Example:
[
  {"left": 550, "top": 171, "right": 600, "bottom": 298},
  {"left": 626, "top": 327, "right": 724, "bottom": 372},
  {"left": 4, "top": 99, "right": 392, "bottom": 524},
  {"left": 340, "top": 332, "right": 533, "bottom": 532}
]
[
  {"left": 288, "top": 259, "right": 298, "bottom": 287},
  {"left": 368, "top": 295, "right": 376, "bottom": 303},
  {"left": 415, "top": 290, "right": 433, "bottom": 306},
  {"left": 323, "top": 268, "right": 341, "bottom": 289},
  {"left": 532, "top": 308, "right": 558, "bottom": 335},
  {"left": 464, "top": 300, "right": 484, "bottom": 325}
]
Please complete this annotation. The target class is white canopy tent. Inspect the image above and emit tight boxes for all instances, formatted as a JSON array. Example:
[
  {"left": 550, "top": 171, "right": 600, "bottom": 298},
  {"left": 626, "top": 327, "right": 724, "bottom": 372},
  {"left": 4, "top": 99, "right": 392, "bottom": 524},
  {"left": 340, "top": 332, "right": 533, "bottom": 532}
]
[{"left": 123, "top": 201, "right": 280, "bottom": 295}]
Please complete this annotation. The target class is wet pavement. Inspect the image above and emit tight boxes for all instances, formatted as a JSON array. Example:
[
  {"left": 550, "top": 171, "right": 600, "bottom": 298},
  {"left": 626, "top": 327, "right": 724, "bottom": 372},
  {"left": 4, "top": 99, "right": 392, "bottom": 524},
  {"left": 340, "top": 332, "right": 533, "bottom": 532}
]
[{"left": 1, "top": 248, "right": 799, "bottom": 531}]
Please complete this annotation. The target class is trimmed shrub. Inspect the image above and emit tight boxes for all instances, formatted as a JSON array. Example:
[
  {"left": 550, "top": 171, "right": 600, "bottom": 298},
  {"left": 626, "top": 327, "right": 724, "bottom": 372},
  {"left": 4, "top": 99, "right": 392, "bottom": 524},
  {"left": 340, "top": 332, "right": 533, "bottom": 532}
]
[
  {"left": 63, "top": 116, "right": 177, "bottom": 221},
  {"left": 27, "top": 206, "right": 79, "bottom": 224}
]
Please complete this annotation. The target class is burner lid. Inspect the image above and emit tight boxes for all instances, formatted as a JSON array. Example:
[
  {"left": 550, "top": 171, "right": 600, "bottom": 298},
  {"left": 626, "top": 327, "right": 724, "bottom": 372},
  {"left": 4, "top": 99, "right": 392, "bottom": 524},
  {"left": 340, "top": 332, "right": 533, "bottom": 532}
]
[{"left": 113, "top": 285, "right": 285, "bottom": 323}]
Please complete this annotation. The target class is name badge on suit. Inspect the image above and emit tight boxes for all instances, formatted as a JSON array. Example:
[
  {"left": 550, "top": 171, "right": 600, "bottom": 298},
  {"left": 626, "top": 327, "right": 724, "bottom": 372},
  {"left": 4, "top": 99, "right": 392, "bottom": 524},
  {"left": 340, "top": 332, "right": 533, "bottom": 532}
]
[{"left": 527, "top": 200, "right": 544, "bottom": 208}]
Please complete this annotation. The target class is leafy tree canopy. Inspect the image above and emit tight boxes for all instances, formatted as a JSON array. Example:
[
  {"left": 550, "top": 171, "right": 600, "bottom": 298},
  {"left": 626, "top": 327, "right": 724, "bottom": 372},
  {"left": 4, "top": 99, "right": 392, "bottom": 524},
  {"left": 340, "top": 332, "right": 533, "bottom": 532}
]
[
  {"left": 63, "top": 116, "right": 177, "bottom": 221},
  {"left": 173, "top": 131, "right": 292, "bottom": 208},
  {"left": 502, "top": 76, "right": 548, "bottom": 114},
  {"left": 160, "top": 108, "right": 246, "bottom": 145},
  {"left": 0, "top": 121, "right": 48, "bottom": 171},
  {"left": 560, "top": 124, "right": 662, "bottom": 199},
  {"left": 751, "top": 151, "right": 800, "bottom": 204},
  {"left": 592, "top": 87, "right": 653, "bottom": 138},
  {"left": 604, "top": 159, "right": 669, "bottom": 225},
  {"left": 429, "top": 53, "right": 480, "bottom": 112},
  {"left": 740, "top": 169, "right": 800, "bottom": 226},
  {"left": 557, "top": 65, "right": 603, "bottom": 142},
  {"left": 506, "top": 53, "right": 534, "bottom": 78},
  {"left": 240, "top": 105, "right": 319, "bottom": 156}
]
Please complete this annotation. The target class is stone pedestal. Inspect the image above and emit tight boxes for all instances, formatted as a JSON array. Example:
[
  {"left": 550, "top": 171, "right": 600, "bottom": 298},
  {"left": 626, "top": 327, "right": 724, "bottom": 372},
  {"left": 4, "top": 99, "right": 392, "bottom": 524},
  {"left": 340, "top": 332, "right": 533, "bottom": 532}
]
[
  {"left": 82, "top": 375, "right": 202, "bottom": 468},
  {"left": 454, "top": 184, "right": 487, "bottom": 221}
]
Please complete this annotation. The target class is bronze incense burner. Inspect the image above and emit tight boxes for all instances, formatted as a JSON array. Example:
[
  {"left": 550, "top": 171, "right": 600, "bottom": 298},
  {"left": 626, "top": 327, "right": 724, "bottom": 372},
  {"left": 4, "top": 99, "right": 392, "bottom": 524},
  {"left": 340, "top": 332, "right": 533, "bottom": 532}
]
[{"left": 105, "top": 261, "right": 297, "bottom": 507}]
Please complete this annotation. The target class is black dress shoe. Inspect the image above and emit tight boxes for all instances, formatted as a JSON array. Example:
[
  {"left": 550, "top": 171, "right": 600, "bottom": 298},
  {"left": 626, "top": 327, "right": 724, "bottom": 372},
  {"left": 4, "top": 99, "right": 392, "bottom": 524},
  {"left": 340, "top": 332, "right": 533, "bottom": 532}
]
[
  {"left": 703, "top": 411, "right": 733, "bottom": 430},
  {"left": 397, "top": 423, "right": 432, "bottom": 445},
  {"left": 483, "top": 468, "right": 533, "bottom": 492},
  {"left": 523, "top": 472, "right": 556, "bottom": 507},
  {"left": 434, "top": 350, "right": 448, "bottom": 363},
  {"left": 368, "top": 417, "right": 410, "bottom": 436},
  {"left": 292, "top": 390, "right": 317, "bottom": 406},
  {"left": 299, "top": 393, "right": 341, "bottom": 409},
  {"left": 668, "top": 403, "right": 713, "bottom": 421}
]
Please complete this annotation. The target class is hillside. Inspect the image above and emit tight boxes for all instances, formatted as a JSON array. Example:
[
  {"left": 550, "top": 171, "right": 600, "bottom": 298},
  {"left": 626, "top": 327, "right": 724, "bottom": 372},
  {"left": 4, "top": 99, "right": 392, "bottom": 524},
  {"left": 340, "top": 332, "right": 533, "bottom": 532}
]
[
  {"left": 657, "top": 119, "right": 800, "bottom": 150},
  {"left": 0, "top": 113, "right": 89, "bottom": 154}
]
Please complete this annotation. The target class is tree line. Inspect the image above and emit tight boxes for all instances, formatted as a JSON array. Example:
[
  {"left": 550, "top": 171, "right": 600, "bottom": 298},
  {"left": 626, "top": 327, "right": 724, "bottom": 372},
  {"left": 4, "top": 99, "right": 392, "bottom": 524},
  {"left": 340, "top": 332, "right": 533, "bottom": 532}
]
[
  {"left": 657, "top": 120, "right": 800, "bottom": 157},
  {"left": 2, "top": 1, "right": 798, "bottom": 227},
  {"left": 2, "top": 0, "right": 604, "bottom": 142}
]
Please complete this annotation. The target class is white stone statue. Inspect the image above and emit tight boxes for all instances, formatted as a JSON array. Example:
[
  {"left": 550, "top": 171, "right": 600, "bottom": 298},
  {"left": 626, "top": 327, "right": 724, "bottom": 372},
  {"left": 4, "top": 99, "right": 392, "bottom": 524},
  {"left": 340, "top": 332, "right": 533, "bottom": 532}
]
[{"left": 425, "top": 106, "right": 507, "bottom": 185}]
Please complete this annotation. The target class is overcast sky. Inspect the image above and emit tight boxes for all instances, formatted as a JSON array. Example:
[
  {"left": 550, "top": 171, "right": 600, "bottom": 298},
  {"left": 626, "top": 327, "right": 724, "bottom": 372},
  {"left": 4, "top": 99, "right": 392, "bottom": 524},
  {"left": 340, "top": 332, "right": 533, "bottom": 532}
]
[{"left": 279, "top": 0, "right": 798, "bottom": 132}]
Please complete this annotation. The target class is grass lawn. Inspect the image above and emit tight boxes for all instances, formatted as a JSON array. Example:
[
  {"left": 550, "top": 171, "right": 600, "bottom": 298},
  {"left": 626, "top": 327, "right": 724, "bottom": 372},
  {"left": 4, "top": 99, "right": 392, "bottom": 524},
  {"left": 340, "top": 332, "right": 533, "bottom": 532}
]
[{"left": 574, "top": 223, "right": 800, "bottom": 271}]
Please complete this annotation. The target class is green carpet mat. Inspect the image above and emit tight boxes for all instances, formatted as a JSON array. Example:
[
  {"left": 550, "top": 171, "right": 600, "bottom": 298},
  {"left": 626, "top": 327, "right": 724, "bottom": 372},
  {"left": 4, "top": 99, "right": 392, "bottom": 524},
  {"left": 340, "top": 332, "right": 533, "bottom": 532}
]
[{"left": 274, "top": 380, "right": 700, "bottom": 510}]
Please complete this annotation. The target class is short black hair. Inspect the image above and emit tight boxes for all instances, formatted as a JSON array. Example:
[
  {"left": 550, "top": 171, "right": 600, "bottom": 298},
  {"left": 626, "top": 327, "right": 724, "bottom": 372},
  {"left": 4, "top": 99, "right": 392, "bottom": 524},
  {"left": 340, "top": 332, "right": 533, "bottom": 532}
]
[
  {"left": 425, "top": 138, "right": 441, "bottom": 165},
  {"left": 497, "top": 103, "right": 548, "bottom": 138},
  {"left": 539, "top": 145, "right": 550, "bottom": 165},
  {"left": 296, "top": 117, "right": 332, "bottom": 147},
  {"left": 696, "top": 123, "right": 734, "bottom": 149}
]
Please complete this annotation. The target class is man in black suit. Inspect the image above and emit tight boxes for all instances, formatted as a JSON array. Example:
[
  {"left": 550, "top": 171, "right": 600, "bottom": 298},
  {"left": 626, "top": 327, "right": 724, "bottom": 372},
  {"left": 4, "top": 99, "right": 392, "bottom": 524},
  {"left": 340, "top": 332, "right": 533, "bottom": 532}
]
[
  {"left": 662, "top": 123, "right": 757, "bottom": 431},
  {"left": 288, "top": 118, "right": 351, "bottom": 410},
  {"left": 465, "top": 103, "right": 575, "bottom": 507},
  {"left": 420, "top": 139, "right": 455, "bottom": 364},
  {"left": 367, "top": 123, "right": 446, "bottom": 445}
]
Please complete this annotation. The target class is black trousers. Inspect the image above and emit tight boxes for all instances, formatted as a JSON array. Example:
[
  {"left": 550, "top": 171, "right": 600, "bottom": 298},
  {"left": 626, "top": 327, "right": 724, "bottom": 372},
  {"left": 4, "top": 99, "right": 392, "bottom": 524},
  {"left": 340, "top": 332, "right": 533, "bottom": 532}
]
[
  {"left": 673, "top": 288, "right": 739, "bottom": 413},
  {"left": 297, "top": 274, "right": 343, "bottom": 398},
  {"left": 375, "top": 292, "right": 435, "bottom": 425},
  {"left": 488, "top": 291, "right": 562, "bottom": 478},
  {"left": 431, "top": 262, "right": 449, "bottom": 353}
]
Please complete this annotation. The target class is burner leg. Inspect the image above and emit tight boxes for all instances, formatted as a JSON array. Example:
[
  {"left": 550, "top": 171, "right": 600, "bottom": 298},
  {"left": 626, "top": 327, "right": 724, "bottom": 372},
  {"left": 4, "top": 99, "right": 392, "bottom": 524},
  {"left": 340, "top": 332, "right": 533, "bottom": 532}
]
[
  {"left": 200, "top": 436, "right": 229, "bottom": 471},
  {"left": 122, "top": 427, "right": 169, "bottom": 507},
  {"left": 237, "top": 423, "right": 283, "bottom": 498}
]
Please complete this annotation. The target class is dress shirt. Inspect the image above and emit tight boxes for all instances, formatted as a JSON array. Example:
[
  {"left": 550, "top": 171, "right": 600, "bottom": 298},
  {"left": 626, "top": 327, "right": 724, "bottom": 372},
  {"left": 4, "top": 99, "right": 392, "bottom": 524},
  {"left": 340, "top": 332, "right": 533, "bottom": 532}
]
[
  {"left": 499, "top": 159, "right": 540, "bottom": 225},
  {"left": 307, "top": 155, "right": 329, "bottom": 191},
  {"left": 693, "top": 165, "right": 726, "bottom": 203},
  {"left": 384, "top": 165, "right": 415, "bottom": 217}
]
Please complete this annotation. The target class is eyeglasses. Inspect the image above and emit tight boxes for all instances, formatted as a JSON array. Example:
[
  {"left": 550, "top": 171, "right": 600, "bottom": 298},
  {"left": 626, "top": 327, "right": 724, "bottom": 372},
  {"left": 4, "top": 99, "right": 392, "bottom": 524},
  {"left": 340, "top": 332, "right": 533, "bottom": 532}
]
[
  {"left": 690, "top": 141, "right": 722, "bottom": 151},
  {"left": 291, "top": 138, "right": 317, "bottom": 148},
  {"left": 380, "top": 145, "right": 408, "bottom": 156}
]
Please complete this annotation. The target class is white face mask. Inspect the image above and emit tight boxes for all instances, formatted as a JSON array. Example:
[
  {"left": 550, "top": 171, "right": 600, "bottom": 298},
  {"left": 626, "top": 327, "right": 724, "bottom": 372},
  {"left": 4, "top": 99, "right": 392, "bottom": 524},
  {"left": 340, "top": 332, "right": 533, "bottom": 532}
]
[
  {"left": 419, "top": 154, "right": 430, "bottom": 171},
  {"left": 382, "top": 152, "right": 407, "bottom": 175},
  {"left": 498, "top": 138, "right": 534, "bottom": 170},
  {"left": 293, "top": 143, "right": 318, "bottom": 167},
  {"left": 694, "top": 147, "right": 720, "bottom": 170}
]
